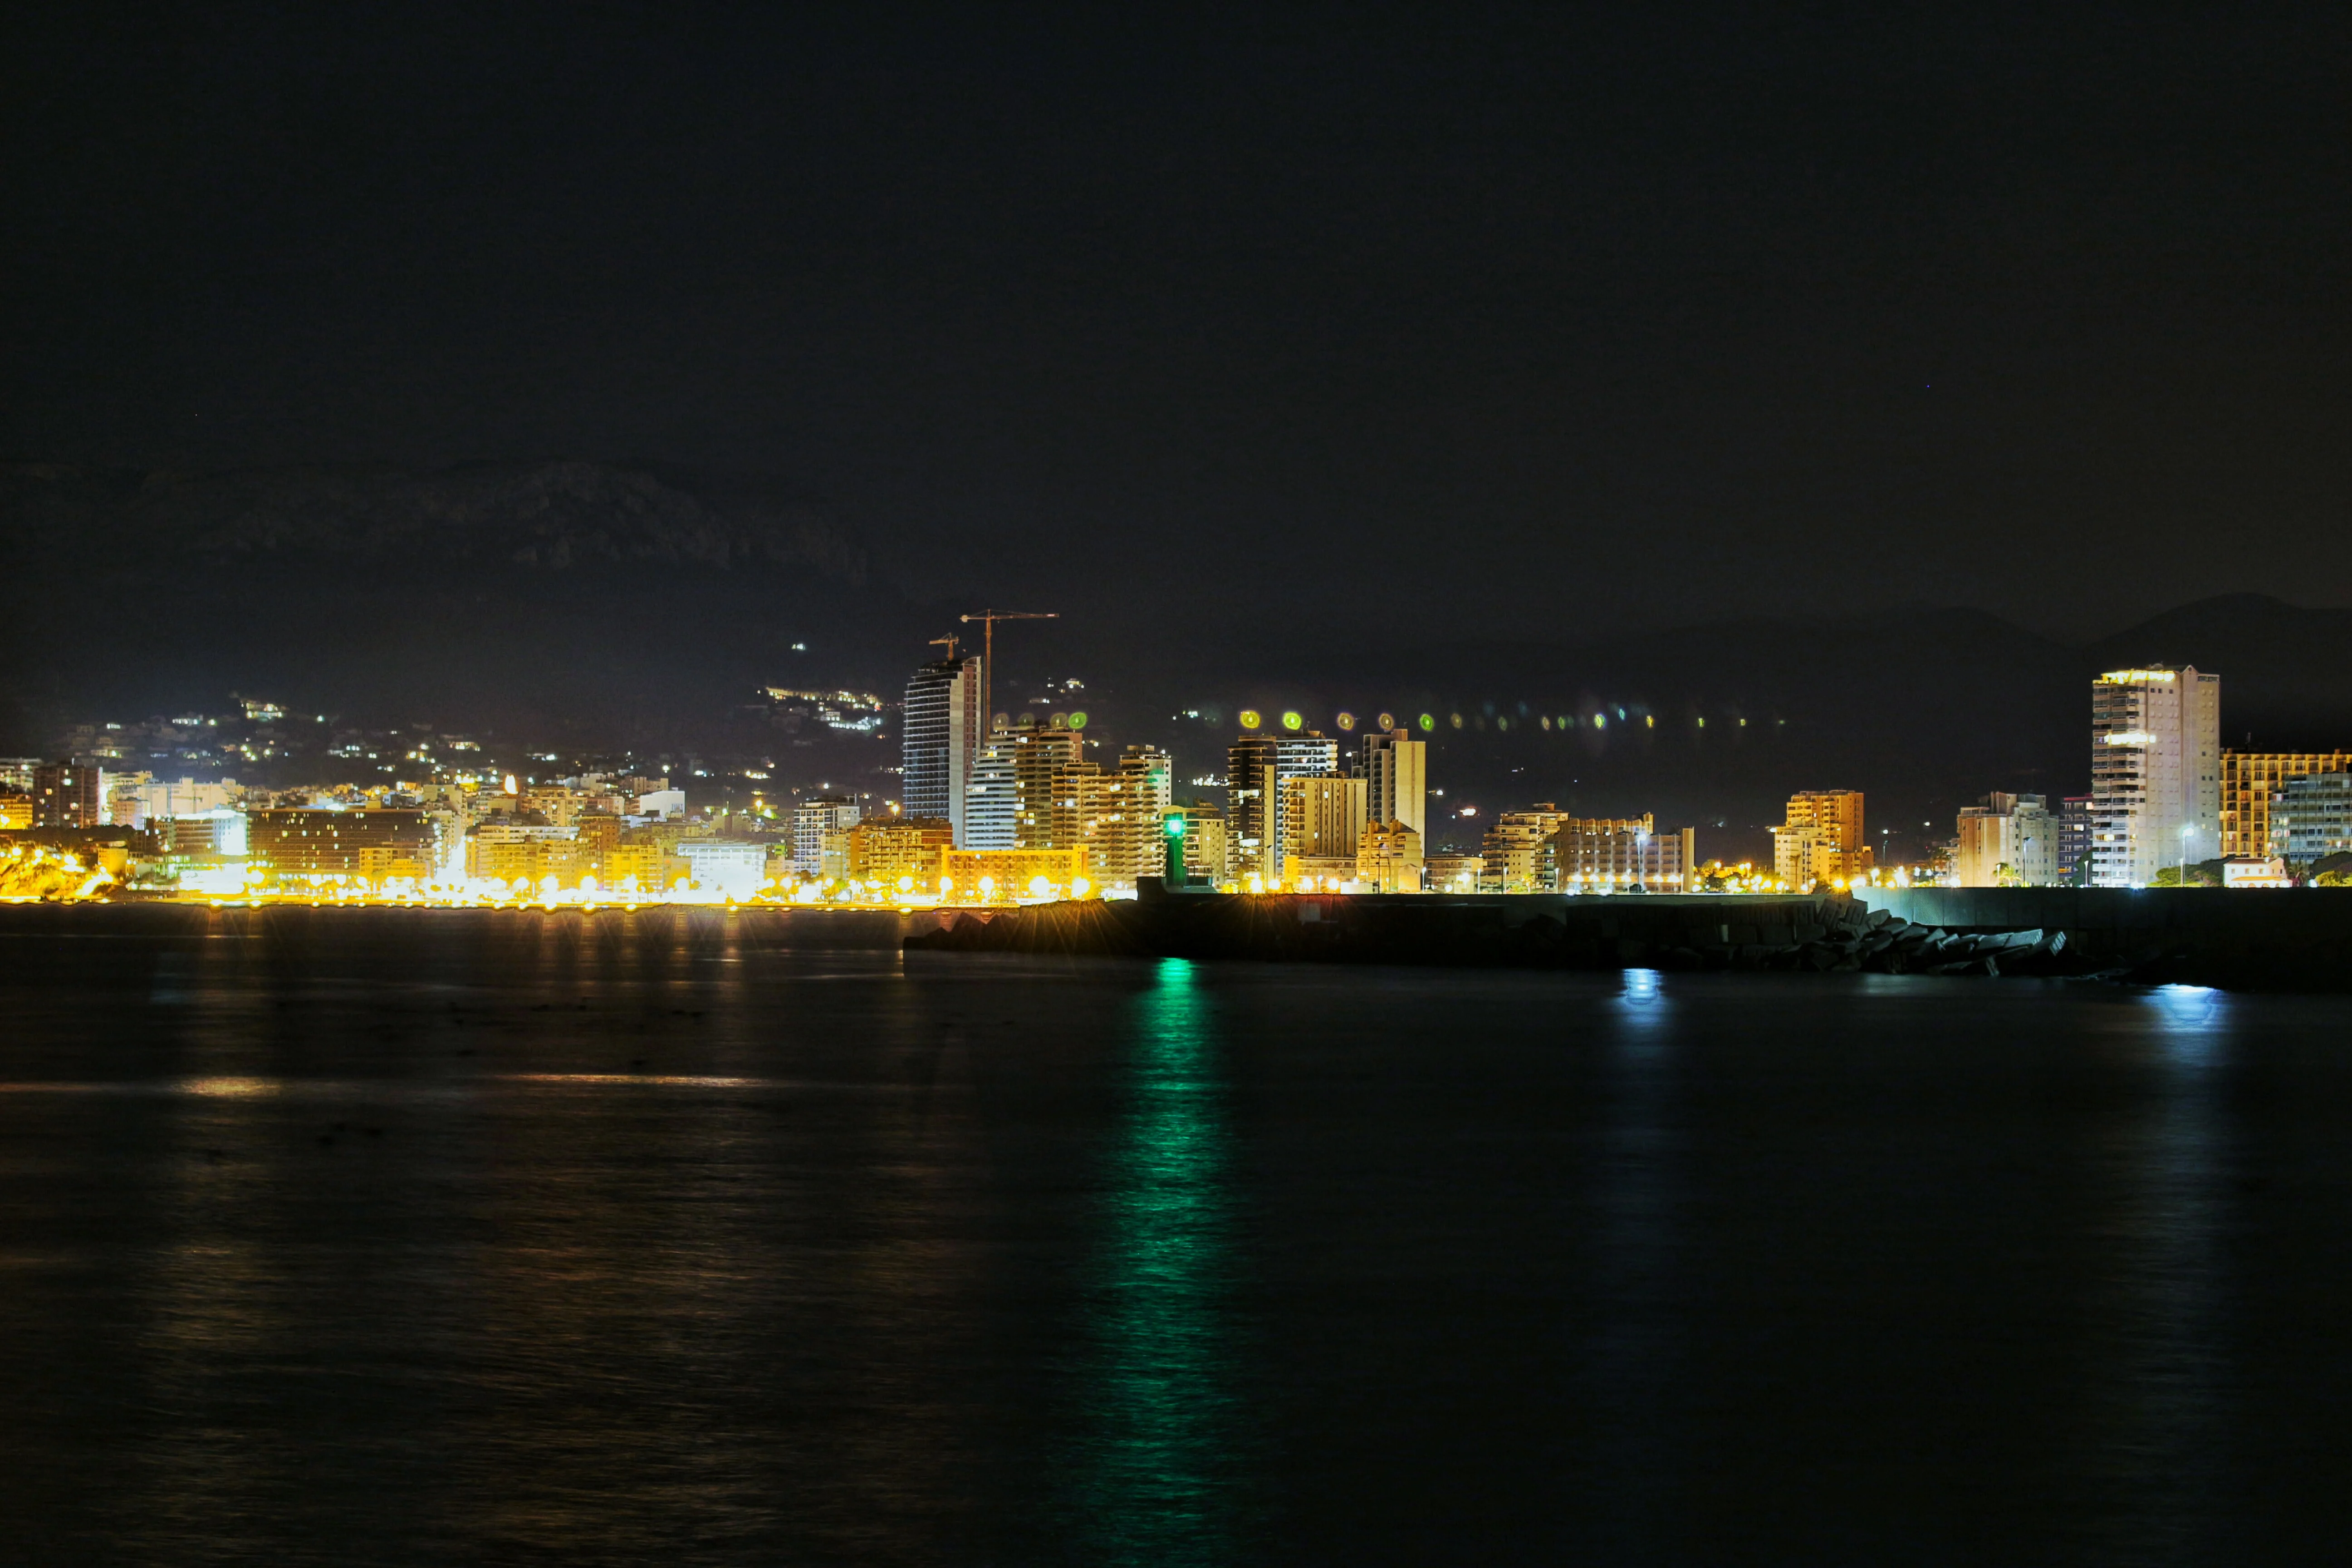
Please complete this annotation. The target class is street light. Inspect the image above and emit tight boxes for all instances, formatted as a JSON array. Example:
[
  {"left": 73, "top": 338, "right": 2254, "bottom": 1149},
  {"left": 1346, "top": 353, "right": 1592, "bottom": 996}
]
[{"left": 2180, "top": 823, "right": 2195, "bottom": 886}]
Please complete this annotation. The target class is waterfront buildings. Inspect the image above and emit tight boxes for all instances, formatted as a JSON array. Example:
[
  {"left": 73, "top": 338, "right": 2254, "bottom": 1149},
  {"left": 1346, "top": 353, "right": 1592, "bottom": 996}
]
[
  {"left": 902, "top": 654, "right": 984, "bottom": 843},
  {"left": 1541, "top": 815, "right": 1696, "bottom": 892},
  {"left": 1033, "top": 744, "right": 1173, "bottom": 888},
  {"left": 2060, "top": 795, "right": 2093, "bottom": 884},
  {"left": 2222, "top": 750, "right": 2352, "bottom": 858},
  {"left": 151, "top": 810, "right": 245, "bottom": 862},
  {"left": 2090, "top": 666, "right": 2220, "bottom": 887},
  {"left": 470, "top": 822, "right": 583, "bottom": 887},
  {"left": 32, "top": 762, "right": 102, "bottom": 829},
  {"left": 1771, "top": 790, "right": 1870, "bottom": 887},
  {"left": 1356, "top": 729, "right": 1427, "bottom": 844},
  {"left": 1480, "top": 805, "right": 1571, "bottom": 892},
  {"left": 938, "top": 845, "right": 1088, "bottom": 902},
  {"left": 679, "top": 841, "right": 767, "bottom": 899},
  {"left": 1225, "top": 734, "right": 1278, "bottom": 881},
  {"left": 947, "top": 717, "right": 1170, "bottom": 887},
  {"left": 962, "top": 735, "right": 1018, "bottom": 851},
  {"left": 1283, "top": 775, "right": 1368, "bottom": 865},
  {"left": 1174, "top": 803, "right": 1230, "bottom": 885},
  {"left": 2271, "top": 772, "right": 2352, "bottom": 864},
  {"left": 605, "top": 843, "right": 664, "bottom": 890},
  {"left": 1424, "top": 853, "right": 1484, "bottom": 892},
  {"left": 1356, "top": 819, "right": 1425, "bottom": 892},
  {"left": 2222, "top": 856, "right": 2292, "bottom": 888},
  {"left": 127, "top": 776, "right": 239, "bottom": 825},
  {"left": 1098, "top": 745, "right": 1174, "bottom": 887},
  {"left": 250, "top": 808, "right": 438, "bottom": 883},
  {"left": 848, "top": 816, "right": 957, "bottom": 887},
  {"left": 961, "top": 716, "right": 1085, "bottom": 853},
  {"left": 1955, "top": 793, "right": 2062, "bottom": 887},
  {"left": 983, "top": 716, "right": 1084, "bottom": 853},
  {"left": 791, "top": 795, "right": 861, "bottom": 873},
  {"left": 1272, "top": 734, "right": 1340, "bottom": 876},
  {"left": 1001, "top": 718, "right": 1082, "bottom": 849}
]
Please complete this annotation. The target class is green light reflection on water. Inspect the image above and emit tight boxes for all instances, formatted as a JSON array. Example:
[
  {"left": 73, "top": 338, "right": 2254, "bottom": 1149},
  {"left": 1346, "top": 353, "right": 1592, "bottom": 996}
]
[{"left": 1065, "top": 956, "right": 1246, "bottom": 1565}]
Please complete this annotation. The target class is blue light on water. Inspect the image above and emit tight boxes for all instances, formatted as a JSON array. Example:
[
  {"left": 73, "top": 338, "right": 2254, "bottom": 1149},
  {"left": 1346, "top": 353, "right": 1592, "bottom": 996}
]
[
  {"left": 1616, "top": 967, "right": 1666, "bottom": 1032},
  {"left": 2149, "top": 983, "right": 2227, "bottom": 1056}
]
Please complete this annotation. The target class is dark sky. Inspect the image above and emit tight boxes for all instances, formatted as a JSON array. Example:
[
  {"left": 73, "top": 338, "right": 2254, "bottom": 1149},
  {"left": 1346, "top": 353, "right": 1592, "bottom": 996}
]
[{"left": 6, "top": 3, "right": 2348, "bottom": 643}]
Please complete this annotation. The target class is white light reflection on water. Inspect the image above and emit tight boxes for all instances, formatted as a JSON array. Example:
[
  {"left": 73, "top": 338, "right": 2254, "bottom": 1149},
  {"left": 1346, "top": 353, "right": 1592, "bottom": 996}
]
[
  {"left": 1614, "top": 967, "right": 1666, "bottom": 1033},
  {"left": 1063, "top": 957, "right": 1250, "bottom": 1564},
  {"left": 1586, "top": 965, "right": 1682, "bottom": 1550},
  {"left": 2082, "top": 982, "right": 2238, "bottom": 1559}
]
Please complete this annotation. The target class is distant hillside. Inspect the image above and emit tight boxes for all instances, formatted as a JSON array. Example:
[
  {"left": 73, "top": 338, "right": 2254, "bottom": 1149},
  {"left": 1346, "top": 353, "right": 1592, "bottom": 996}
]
[{"left": 0, "top": 460, "right": 923, "bottom": 750}]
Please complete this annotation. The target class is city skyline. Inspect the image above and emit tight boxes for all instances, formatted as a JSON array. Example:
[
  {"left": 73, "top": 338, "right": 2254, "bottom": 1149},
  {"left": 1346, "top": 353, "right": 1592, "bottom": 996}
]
[{"left": 16, "top": 626, "right": 2352, "bottom": 902}]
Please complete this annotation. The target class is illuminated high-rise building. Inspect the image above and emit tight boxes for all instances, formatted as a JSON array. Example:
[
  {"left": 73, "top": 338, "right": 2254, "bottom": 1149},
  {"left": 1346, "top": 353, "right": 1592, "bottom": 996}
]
[
  {"left": 2060, "top": 795, "right": 2094, "bottom": 883},
  {"left": 2090, "top": 666, "right": 2220, "bottom": 887},
  {"left": 1226, "top": 734, "right": 1279, "bottom": 880},
  {"left": 964, "top": 740, "right": 1018, "bottom": 850},
  {"left": 1175, "top": 802, "right": 1230, "bottom": 884},
  {"left": 31, "top": 762, "right": 102, "bottom": 828},
  {"left": 2272, "top": 773, "right": 2352, "bottom": 863},
  {"left": 1771, "top": 790, "right": 1870, "bottom": 887},
  {"left": 1221, "top": 729, "right": 1339, "bottom": 882},
  {"left": 2221, "top": 749, "right": 2352, "bottom": 858},
  {"left": 1356, "top": 820, "right": 1425, "bottom": 892},
  {"left": 791, "top": 795, "right": 861, "bottom": 873},
  {"left": 1480, "top": 804, "right": 1573, "bottom": 891},
  {"left": 1954, "top": 794, "right": 2060, "bottom": 887},
  {"left": 1100, "top": 745, "right": 1174, "bottom": 887},
  {"left": 902, "top": 654, "right": 984, "bottom": 844},
  {"left": 1281, "top": 775, "right": 1367, "bottom": 865},
  {"left": 965, "top": 715, "right": 1083, "bottom": 853},
  {"left": 1355, "top": 730, "right": 1427, "bottom": 845}
]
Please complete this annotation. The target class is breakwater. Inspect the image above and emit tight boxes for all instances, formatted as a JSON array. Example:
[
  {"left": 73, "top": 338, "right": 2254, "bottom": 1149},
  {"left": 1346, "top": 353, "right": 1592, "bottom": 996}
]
[
  {"left": 905, "top": 889, "right": 2059, "bottom": 974},
  {"left": 1854, "top": 886, "right": 2352, "bottom": 991},
  {"left": 905, "top": 885, "right": 2352, "bottom": 991}
]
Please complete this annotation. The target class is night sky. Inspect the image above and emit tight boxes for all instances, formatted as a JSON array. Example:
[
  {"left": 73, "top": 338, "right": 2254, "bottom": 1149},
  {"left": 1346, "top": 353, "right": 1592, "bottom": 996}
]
[{"left": 6, "top": 4, "right": 2348, "bottom": 645}]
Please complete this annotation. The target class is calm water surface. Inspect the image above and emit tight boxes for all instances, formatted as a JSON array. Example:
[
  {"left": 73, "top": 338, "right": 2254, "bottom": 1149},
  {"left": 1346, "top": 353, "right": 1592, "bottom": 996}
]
[{"left": 3, "top": 905, "right": 2349, "bottom": 1564}]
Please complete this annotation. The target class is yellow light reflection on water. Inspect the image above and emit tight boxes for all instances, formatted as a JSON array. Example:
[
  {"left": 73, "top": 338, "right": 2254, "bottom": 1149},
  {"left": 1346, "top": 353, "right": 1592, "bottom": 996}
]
[{"left": 181, "top": 1077, "right": 280, "bottom": 1098}]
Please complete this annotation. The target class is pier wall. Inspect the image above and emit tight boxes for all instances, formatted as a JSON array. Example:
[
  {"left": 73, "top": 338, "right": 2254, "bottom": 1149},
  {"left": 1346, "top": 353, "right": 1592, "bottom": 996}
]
[{"left": 907, "top": 886, "right": 2352, "bottom": 992}]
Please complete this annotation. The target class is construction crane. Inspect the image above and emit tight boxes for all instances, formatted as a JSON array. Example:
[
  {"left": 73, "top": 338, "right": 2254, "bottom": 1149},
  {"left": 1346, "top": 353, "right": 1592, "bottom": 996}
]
[{"left": 958, "top": 609, "right": 1057, "bottom": 725}]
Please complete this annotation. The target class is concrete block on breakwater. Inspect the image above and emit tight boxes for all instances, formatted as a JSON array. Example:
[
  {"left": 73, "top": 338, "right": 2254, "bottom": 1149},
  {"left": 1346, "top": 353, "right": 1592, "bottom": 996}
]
[{"left": 1855, "top": 886, "right": 2352, "bottom": 992}]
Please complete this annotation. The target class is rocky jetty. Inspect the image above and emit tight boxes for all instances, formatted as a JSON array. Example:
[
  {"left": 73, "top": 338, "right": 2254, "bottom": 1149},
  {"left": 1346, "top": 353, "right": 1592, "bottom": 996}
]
[
  {"left": 906, "top": 886, "right": 2352, "bottom": 991},
  {"left": 906, "top": 891, "right": 2100, "bottom": 978}
]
